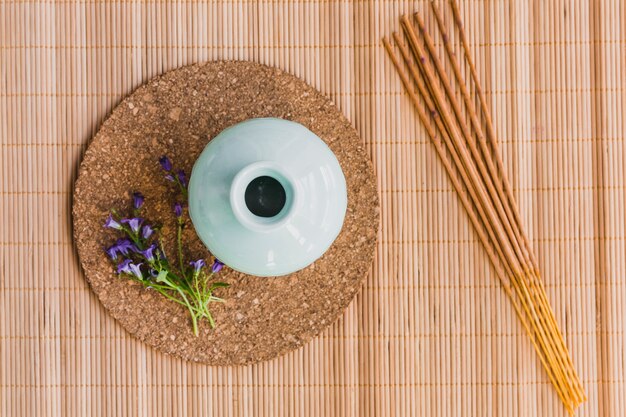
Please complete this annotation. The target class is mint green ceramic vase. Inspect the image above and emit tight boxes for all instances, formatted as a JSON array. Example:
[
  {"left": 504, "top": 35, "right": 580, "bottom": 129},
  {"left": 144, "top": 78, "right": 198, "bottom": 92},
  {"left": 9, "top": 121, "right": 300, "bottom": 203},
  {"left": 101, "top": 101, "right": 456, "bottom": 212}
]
[{"left": 188, "top": 118, "right": 347, "bottom": 277}]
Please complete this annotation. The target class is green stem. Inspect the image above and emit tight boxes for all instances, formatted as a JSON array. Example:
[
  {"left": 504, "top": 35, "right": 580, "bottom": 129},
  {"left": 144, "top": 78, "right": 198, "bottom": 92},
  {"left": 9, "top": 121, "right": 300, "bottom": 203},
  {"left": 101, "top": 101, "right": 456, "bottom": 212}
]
[
  {"left": 191, "top": 312, "right": 199, "bottom": 336},
  {"left": 158, "top": 236, "right": 167, "bottom": 258},
  {"left": 123, "top": 226, "right": 144, "bottom": 250},
  {"left": 206, "top": 312, "right": 216, "bottom": 328},
  {"left": 192, "top": 273, "right": 205, "bottom": 309},
  {"left": 151, "top": 287, "right": 188, "bottom": 307},
  {"left": 172, "top": 282, "right": 199, "bottom": 335},
  {"left": 154, "top": 264, "right": 196, "bottom": 297},
  {"left": 177, "top": 219, "right": 185, "bottom": 275},
  {"left": 174, "top": 177, "right": 188, "bottom": 200}
]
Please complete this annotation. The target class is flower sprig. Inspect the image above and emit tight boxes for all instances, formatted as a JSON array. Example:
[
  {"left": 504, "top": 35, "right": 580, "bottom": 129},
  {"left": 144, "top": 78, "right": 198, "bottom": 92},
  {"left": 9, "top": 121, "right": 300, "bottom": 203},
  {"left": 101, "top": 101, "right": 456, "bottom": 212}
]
[
  {"left": 160, "top": 156, "right": 188, "bottom": 199},
  {"left": 104, "top": 156, "right": 228, "bottom": 336}
]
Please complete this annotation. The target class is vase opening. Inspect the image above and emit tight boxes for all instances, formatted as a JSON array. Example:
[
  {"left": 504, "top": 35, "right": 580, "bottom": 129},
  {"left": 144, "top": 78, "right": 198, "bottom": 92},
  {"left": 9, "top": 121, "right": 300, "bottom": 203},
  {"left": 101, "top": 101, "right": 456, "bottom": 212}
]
[{"left": 245, "top": 176, "right": 287, "bottom": 218}]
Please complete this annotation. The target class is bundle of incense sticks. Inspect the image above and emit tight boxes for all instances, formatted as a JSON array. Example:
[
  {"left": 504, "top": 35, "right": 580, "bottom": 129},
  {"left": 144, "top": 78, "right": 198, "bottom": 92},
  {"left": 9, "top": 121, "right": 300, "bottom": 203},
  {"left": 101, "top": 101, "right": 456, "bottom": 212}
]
[{"left": 383, "top": 1, "right": 586, "bottom": 413}]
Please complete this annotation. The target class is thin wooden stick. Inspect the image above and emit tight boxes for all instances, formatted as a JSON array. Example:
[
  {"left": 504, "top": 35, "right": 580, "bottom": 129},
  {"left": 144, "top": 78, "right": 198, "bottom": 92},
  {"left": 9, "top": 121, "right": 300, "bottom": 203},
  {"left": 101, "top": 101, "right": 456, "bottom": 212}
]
[
  {"left": 411, "top": 12, "right": 528, "bottom": 273},
  {"left": 384, "top": 34, "right": 524, "bottom": 347},
  {"left": 387, "top": 10, "right": 586, "bottom": 412},
  {"left": 392, "top": 31, "right": 514, "bottom": 287},
  {"left": 425, "top": 4, "right": 585, "bottom": 404},
  {"left": 441, "top": 18, "right": 580, "bottom": 389},
  {"left": 382, "top": 38, "right": 572, "bottom": 411},
  {"left": 428, "top": 2, "right": 533, "bottom": 270},
  {"left": 397, "top": 21, "right": 576, "bottom": 410},
  {"left": 446, "top": 1, "right": 586, "bottom": 404},
  {"left": 400, "top": 15, "right": 522, "bottom": 275},
  {"left": 448, "top": 0, "right": 540, "bottom": 274}
]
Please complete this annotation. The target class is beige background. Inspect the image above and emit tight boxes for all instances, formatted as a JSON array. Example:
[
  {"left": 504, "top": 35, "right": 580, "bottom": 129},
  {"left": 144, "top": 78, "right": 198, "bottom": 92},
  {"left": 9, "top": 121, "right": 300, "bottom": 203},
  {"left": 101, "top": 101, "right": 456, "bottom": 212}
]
[{"left": 1, "top": 1, "right": 624, "bottom": 416}]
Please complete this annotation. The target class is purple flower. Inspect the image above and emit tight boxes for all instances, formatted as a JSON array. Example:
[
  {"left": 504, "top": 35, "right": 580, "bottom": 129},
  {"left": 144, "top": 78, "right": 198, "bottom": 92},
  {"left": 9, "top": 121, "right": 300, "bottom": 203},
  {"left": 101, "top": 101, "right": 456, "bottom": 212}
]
[
  {"left": 141, "top": 224, "right": 154, "bottom": 239},
  {"left": 211, "top": 259, "right": 224, "bottom": 274},
  {"left": 128, "top": 263, "right": 144, "bottom": 279},
  {"left": 117, "top": 259, "right": 133, "bottom": 274},
  {"left": 174, "top": 202, "right": 183, "bottom": 218},
  {"left": 190, "top": 259, "right": 206, "bottom": 273},
  {"left": 149, "top": 268, "right": 159, "bottom": 277},
  {"left": 118, "top": 260, "right": 143, "bottom": 279},
  {"left": 106, "top": 238, "right": 136, "bottom": 260},
  {"left": 121, "top": 217, "right": 143, "bottom": 233},
  {"left": 104, "top": 214, "right": 122, "bottom": 230},
  {"left": 106, "top": 245, "right": 119, "bottom": 260},
  {"left": 164, "top": 174, "right": 175, "bottom": 182},
  {"left": 140, "top": 243, "right": 157, "bottom": 262},
  {"left": 177, "top": 170, "right": 187, "bottom": 187},
  {"left": 117, "top": 239, "right": 137, "bottom": 254},
  {"left": 159, "top": 155, "right": 172, "bottom": 171},
  {"left": 132, "top": 192, "right": 144, "bottom": 210}
]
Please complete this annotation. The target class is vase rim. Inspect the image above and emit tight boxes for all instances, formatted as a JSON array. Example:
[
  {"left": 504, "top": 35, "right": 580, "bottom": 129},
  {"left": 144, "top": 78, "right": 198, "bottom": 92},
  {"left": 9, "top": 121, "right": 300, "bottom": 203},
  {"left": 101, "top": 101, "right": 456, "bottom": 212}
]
[{"left": 229, "top": 160, "right": 299, "bottom": 232}]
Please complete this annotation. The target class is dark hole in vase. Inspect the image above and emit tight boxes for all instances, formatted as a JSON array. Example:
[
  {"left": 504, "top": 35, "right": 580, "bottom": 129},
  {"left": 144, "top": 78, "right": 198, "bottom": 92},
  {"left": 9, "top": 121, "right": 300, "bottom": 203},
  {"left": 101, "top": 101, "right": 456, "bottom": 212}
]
[{"left": 245, "top": 176, "right": 287, "bottom": 218}]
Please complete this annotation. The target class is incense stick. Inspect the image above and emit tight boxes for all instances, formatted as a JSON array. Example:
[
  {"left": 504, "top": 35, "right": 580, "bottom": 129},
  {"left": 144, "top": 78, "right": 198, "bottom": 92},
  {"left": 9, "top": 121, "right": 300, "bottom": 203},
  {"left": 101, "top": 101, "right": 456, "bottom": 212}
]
[
  {"left": 415, "top": 6, "right": 584, "bottom": 406},
  {"left": 400, "top": 17, "right": 575, "bottom": 410},
  {"left": 383, "top": 3, "right": 586, "bottom": 413},
  {"left": 385, "top": 34, "right": 576, "bottom": 408},
  {"left": 445, "top": 1, "right": 587, "bottom": 404}
]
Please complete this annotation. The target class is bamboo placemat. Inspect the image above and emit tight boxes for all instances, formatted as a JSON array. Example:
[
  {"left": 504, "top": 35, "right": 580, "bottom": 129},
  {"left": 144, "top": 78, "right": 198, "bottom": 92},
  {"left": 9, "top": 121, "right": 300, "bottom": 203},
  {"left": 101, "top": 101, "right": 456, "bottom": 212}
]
[{"left": 1, "top": 1, "right": 624, "bottom": 416}]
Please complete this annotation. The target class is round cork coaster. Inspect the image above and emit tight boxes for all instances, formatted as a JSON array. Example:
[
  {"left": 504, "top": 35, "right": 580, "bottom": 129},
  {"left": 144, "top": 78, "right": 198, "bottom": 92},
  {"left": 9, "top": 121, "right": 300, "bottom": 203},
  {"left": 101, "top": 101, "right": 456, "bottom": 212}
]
[{"left": 73, "top": 61, "right": 379, "bottom": 365}]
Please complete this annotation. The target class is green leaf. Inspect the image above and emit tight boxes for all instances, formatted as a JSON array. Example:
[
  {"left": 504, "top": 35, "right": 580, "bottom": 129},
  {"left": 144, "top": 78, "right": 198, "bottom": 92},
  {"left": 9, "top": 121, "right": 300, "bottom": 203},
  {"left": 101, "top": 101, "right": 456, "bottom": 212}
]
[{"left": 156, "top": 270, "right": 169, "bottom": 283}]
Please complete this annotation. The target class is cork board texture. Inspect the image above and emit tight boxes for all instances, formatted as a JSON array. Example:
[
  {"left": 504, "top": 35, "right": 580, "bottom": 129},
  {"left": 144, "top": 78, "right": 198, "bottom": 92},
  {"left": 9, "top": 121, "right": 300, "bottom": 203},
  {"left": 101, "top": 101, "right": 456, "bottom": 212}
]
[{"left": 72, "top": 61, "right": 379, "bottom": 365}]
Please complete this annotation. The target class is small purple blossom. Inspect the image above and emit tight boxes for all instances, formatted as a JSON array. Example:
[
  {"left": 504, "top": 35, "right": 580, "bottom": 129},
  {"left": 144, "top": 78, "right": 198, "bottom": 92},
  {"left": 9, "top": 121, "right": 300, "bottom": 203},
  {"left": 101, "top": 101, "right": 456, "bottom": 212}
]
[
  {"left": 190, "top": 259, "right": 206, "bottom": 274},
  {"left": 149, "top": 268, "right": 159, "bottom": 277},
  {"left": 132, "top": 192, "right": 144, "bottom": 210},
  {"left": 177, "top": 170, "right": 187, "bottom": 187},
  {"left": 164, "top": 174, "right": 175, "bottom": 182},
  {"left": 128, "top": 263, "right": 144, "bottom": 279},
  {"left": 104, "top": 214, "right": 122, "bottom": 230},
  {"left": 141, "top": 224, "right": 154, "bottom": 239},
  {"left": 116, "top": 239, "right": 137, "bottom": 255},
  {"left": 174, "top": 202, "right": 183, "bottom": 218},
  {"left": 121, "top": 217, "right": 143, "bottom": 233},
  {"left": 106, "top": 245, "right": 119, "bottom": 260},
  {"left": 140, "top": 243, "right": 157, "bottom": 262},
  {"left": 106, "top": 238, "right": 136, "bottom": 260},
  {"left": 211, "top": 259, "right": 224, "bottom": 274},
  {"left": 116, "top": 259, "right": 143, "bottom": 279},
  {"left": 159, "top": 155, "right": 172, "bottom": 171},
  {"left": 117, "top": 259, "right": 133, "bottom": 274}
]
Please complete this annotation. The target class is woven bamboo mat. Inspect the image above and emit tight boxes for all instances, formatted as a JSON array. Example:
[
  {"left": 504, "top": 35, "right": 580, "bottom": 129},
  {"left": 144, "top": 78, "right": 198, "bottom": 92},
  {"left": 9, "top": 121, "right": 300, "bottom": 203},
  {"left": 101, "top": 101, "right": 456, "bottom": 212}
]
[{"left": 1, "top": 1, "right": 624, "bottom": 416}]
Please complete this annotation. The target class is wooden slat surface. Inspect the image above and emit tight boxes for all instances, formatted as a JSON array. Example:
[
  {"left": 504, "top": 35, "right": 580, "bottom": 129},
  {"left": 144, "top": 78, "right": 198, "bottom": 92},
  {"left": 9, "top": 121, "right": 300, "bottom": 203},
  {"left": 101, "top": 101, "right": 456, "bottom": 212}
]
[{"left": 1, "top": 1, "right": 624, "bottom": 416}]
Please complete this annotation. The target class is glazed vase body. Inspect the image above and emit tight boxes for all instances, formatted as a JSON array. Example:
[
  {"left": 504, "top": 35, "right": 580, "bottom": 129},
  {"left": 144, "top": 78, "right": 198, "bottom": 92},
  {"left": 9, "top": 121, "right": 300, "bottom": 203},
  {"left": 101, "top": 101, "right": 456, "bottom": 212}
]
[{"left": 188, "top": 118, "right": 347, "bottom": 277}]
